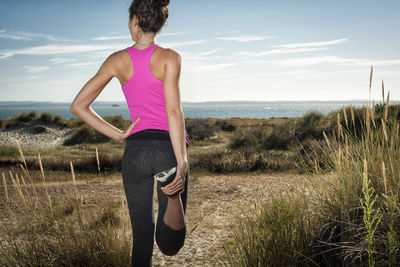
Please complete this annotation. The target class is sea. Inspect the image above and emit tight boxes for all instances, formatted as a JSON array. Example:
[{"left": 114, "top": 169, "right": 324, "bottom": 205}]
[{"left": 0, "top": 100, "right": 394, "bottom": 121}]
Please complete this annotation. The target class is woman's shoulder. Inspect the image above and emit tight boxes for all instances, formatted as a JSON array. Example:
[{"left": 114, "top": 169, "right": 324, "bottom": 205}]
[
  {"left": 103, "top": 48, "right": 131, "bottom": 73},
  {"left": 108, "top": 48, "right": 130, "bottom": 61},
  {"left": 156, "top": 45, "right": 182, "bottom": 61}
]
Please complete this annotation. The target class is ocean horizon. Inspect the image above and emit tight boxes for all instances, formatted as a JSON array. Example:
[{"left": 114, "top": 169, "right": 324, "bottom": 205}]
[{"left": 0, "top": 100, "right": 397, "bottom": 120}]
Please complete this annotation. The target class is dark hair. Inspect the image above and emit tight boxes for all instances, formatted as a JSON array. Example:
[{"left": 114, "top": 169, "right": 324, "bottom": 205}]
[{"left": 129, "top": 0, "right": 170, "bottom": 34}]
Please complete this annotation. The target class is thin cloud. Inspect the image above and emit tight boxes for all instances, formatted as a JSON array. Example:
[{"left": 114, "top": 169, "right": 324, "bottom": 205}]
[
  {"left": 49, "top": 57, "right": 77, "bottom": 64},
  {"left": 0, "top": 40, "right": 208, "bottom": 59},
  {"left": 158, "top": 31, "right": 187, "bottom": 37},
  {"left": 65, "top": 61, "right": 99, "bottom": 67},
  {"left": 264, "top": 69, "right": 366, "bottom": 77},
  {"left": 198, "top": 48, "right": 223, "bottom": 56},
  {"left": 272, "top": 38, "right": 348, "bottom": 49},
  {"left": 277, "top": 56, "right": 400, "bottom": 67},
  {"left": 181, "top": 48, "right": 223, "bottom": 61},
  {"left": 237, "top": 38, "right": 348, "bottom": 57},
  {"left": 345, "top": 59, "right": 400, "bottom": 67},
  {"left": 23, "top": 66, "right": 50, "bottom": 72},
  {"left": 0, "top": 29, "right": 68, "bottom": 42},
  {"left": 92, "top": 35, "right": 130, "bottom": 41},
  {"left": 0, "top": 43, "right": 123, "bottom": 59},
  {"left": 257, "top": 8, "right": 323, "bottom": 15},
  {"left": 216, "top": 35, "right": 276, "bottom": 42},
  {"left": 26, "top": 75, "right": 42, "bottom": 80},
  {"left": 238, "top": 47, "right": 332, "bottom": 57},
  {"left": 190, "top": 62, "right": 237, "bottom": 72},
  {"left": 240, "top": 56, "right": 369, "bottom": 66},
  {"left": 264, "top": 69, "right": 319, "bottom": 76},
  {"left": 375, "top": 69, "right": 400, "bottom": 75},
  {"left": 160, "top": 40, "right": 208, "bottom": 47},
  {"left": 215, "top": 30, "right": 240, "bottom": 35},
  {"left": 195, "top": 70, "right": 320, "bottom": 87}
]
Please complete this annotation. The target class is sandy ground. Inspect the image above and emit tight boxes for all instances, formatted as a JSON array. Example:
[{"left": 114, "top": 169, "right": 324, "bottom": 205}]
[
  {"left": 0, "top": 171, "right": 308, "bottom": 266},
  {"left": 0, "top": 122, "right": 74, "bottom": 149}
]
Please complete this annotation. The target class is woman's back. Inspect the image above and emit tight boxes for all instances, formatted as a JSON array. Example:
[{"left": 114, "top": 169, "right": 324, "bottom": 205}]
[{"left": 117, "top": 43, "right": 190, "bottom": 147}]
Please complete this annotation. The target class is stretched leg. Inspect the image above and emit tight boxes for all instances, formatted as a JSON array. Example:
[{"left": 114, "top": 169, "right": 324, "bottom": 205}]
[
  {"left": 163, "top": 193, "right": 185, "bottom": 230},
  {"left": 155, "top": 147, "right": 189, "bottom": 256},
  {"left": 122, "top": 143, "right": 156, "bottom": 267}
]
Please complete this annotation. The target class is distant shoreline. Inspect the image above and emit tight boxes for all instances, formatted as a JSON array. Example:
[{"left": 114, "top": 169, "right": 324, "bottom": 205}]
[
  {"left": 1, "top": 100, "right": 396, "bottom": 121},
  {"left": 1, "top": 99, "right": 399, "bottom": 108}
]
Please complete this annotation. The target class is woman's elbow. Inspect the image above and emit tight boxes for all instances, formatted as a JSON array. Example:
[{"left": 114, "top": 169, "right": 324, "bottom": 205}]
[
  {"left": 70, "top": 102, "right": 84, "bottom": 114},
  {"left": 70, "top": 103, "right": 79, "bottom": 114}
]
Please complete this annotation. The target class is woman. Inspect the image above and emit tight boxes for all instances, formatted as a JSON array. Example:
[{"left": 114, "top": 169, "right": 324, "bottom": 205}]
[{"left": 70, "top": 0, "right": 190, "bottom": 266}]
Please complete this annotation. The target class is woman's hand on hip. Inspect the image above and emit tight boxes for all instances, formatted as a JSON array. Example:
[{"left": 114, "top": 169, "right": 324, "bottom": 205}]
[
  {"left": 115, "top": 118, "right": 140, "bottom": 143},
  {"left": 161, "top": 160, "right": 188, "bottom": 195}
]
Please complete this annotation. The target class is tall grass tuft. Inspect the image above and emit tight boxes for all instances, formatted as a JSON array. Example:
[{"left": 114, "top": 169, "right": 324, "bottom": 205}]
[
  {"left": 216, "top": 193, "right": 316, "bottom": 267},
  {"left": 0, "top": 138, "right": 132, "bottom": 266}
]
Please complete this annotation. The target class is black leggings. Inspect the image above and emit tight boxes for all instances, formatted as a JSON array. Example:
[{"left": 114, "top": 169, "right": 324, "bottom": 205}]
[{"left": 122, "top": 129, "right": 189, "bottom": 267}]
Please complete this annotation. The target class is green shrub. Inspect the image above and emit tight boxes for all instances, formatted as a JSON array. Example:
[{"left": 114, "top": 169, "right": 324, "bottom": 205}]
[
  {"left": 5, "top": 111, "right": 38, "bottom": 128},
  {"left": 39, "top": 112, "right": 53, "bottom": 123},
  {"left": 65, "top": 117, "right": 87, "bottom": 128},
  {"left": 294, "top": 111, "right": 327, "bottom": 142},
  {"left": 53, "top": 115, "right": 67, "bottom": 125},
  {"left": 103, "top": 115, "right": 128, "bottom": 130},
  {"left": 16, "top": 110, "right": 38, "bottom": 122},
  {"left": 228, "top": 125, "right": 295, "bottom": 151},
  {"left": 228, "top": 127, "right": 265, "bottom": 150},
  {"left": 0, "top": 120, "right": 7, "bottom": 129},
  {"left": 262, "top": 122, "right": 294, "bottom": 150},
  {"left": 4, "top": 121, "right": 26, "bottom": 129},
  {"left": 65, "top": 115, "right": 128, "bottom": 130},
  {"left": 186, "top": 118, "right": 218, "bottom": 141},
  {"left": 191, "top": 145, "right": 294, "bottom": 173},
  {"left": 63, "top": 125, "right": 110, "bottom": 145},
  {"left": 32, "top": 125, "right": 49, "bottom": 134},
  {"left": 215, "top": 120, "right": 236, "bottom": 132}
]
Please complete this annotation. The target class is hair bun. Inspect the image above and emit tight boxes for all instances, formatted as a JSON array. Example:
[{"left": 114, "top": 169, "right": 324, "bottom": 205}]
[{"left": 154, "top": 0, "right": 169, "bottom": 8}]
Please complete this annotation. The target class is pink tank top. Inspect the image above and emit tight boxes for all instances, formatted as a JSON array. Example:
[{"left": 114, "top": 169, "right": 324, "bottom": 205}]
[{"left": 121, "top": 43, "right": 190, "bottom": 148}]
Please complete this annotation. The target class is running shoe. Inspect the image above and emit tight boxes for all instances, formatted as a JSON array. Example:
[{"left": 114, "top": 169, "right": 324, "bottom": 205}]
[{"left": 154, "top": 166, "right": 181, "bottom": 197}]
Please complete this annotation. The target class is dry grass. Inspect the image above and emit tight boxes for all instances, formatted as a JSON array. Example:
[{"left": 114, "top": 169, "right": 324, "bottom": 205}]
[
  {"left": 215, "top": 66, "right": 400, "bottom": 266},
  {"left": 0, "top": 139, "right": 132, "bottom": 266}
]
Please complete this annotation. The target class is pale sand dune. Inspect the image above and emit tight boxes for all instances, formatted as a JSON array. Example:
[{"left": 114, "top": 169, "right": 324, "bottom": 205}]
[{"left": 0, "top": 122, "right": 74, "bottom": 148}]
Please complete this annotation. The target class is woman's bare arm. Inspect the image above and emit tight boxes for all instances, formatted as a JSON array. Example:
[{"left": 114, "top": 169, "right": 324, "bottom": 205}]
[
  {"left": 161, "top": 49, "right": 188, "bottom": 194},
  {"left": 70, "top": 52, "right": 139, "bottom": 143}
]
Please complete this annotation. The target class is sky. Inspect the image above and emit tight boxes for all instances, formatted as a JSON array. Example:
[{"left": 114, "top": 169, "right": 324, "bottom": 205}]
[{"left": 0, "top": 0, "right": 399, "bottom": 103}]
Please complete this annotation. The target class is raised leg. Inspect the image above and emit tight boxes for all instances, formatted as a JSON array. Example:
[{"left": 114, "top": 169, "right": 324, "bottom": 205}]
[{"left": 155, "top": 149, "right": 189, "bottom": 256}]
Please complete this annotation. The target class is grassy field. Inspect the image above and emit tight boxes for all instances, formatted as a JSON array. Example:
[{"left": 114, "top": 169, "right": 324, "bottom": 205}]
[{"left": 1, "top": 67, "right": 399, "bottom": 266}]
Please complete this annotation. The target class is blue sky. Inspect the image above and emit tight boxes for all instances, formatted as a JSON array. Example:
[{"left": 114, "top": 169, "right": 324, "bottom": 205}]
[{"left": 0, "top": 0, "right": 399, "bottom": 102}]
